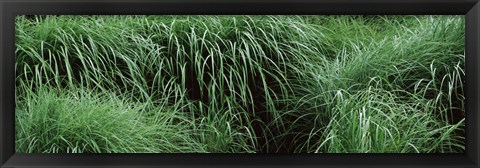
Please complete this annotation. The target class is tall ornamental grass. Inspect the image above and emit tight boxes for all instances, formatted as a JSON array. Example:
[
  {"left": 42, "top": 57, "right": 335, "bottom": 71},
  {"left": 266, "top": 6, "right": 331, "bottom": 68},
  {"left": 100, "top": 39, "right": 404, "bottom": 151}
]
[{"left": 15, "top": 15, "right": 465, "bottom": 153}]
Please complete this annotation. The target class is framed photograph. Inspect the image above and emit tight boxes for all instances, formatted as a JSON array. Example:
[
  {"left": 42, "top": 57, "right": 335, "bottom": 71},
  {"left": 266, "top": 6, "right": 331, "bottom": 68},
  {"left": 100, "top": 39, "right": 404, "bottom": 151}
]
[{"left": 1, "top": 0, "right": 479, "bottom": 167}]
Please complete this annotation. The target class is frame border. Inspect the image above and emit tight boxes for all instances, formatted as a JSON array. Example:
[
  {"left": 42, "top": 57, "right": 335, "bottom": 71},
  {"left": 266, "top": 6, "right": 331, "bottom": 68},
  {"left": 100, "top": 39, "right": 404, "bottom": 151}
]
[{"left": 1, "top": 0, "right": 479, "bottom": 168}]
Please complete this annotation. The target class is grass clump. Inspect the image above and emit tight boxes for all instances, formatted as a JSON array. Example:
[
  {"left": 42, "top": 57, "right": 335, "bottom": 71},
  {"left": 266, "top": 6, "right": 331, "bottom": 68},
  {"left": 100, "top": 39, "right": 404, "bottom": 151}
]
[{"left": 15, "top": 86, "right": 211, "bottom": 153}]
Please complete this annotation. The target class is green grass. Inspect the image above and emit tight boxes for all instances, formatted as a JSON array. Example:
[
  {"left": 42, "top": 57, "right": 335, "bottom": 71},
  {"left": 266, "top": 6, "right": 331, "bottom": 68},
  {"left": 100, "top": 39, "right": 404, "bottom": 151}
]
[{"left": 15, "top": 15, "right": 465, "bottom": 153}]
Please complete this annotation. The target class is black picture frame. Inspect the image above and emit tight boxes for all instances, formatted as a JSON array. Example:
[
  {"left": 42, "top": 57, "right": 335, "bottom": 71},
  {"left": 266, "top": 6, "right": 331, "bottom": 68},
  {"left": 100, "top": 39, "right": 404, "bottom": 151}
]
[{"left": 1, "top": 0, "right": 479, "bottom": 168}]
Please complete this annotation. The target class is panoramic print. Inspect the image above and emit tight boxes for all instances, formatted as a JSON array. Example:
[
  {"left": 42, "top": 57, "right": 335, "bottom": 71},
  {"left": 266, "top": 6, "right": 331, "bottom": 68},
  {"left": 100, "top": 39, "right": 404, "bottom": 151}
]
[{"left": 15, "top": 15, "right": 465, "bottom": 153}]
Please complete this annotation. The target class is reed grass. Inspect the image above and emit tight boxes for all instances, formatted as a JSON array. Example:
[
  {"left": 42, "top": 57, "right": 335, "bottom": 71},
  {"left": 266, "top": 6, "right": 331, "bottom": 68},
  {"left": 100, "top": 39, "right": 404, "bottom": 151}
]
[{"left": 15, "top": 15, "right": 465, "bottom": 153}]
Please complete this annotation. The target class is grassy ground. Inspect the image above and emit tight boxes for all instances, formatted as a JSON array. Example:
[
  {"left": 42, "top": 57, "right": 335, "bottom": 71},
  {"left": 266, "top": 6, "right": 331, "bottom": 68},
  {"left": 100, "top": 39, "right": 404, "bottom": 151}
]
[{"left": 15, "top": 15, "right": 465, "bottom": 153}]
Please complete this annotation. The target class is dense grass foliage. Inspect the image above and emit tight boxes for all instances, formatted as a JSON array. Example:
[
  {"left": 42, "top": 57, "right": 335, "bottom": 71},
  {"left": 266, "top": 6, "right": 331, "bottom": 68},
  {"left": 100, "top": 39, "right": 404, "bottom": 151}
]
[{"left": 15, "top": 15, "right": 465, "bottom": 153}]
